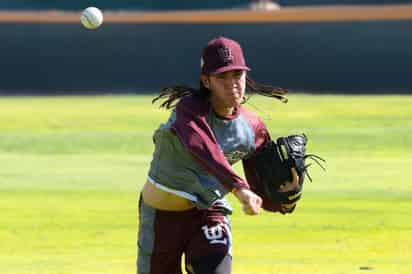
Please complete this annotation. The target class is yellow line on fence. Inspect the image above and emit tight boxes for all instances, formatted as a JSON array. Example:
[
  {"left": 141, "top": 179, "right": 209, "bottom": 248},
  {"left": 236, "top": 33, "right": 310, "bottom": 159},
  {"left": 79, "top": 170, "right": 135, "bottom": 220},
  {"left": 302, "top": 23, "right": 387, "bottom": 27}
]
[{"left": 1, "top": 5, "right": 412, "bottom": 23}]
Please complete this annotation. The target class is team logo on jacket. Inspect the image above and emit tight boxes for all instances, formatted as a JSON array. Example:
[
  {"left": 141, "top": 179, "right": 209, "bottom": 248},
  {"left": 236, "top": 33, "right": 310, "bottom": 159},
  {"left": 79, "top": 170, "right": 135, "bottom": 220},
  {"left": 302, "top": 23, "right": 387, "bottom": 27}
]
[{"left": 225, "top": 150, "right": 248, "bottom": 164}]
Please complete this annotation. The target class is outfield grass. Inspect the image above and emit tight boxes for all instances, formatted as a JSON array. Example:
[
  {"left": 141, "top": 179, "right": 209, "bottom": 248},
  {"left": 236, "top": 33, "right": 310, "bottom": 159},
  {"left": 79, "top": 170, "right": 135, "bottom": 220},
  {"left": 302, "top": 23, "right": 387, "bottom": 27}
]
[{"left": 0, "top": 94, "right": 411, "bottom": 274}]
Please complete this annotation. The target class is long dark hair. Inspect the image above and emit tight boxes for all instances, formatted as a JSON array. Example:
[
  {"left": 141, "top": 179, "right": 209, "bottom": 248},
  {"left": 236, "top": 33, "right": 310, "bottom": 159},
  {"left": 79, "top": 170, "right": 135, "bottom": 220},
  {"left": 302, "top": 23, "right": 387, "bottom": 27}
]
[{"left": 152, "top": 75, "right": 288, "bottom": 109}]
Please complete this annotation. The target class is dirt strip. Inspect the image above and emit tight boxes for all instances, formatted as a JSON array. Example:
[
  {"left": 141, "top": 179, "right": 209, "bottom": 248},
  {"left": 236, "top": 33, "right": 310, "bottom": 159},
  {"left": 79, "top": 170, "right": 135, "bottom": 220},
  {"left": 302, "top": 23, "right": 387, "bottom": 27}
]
[{"left": 0, "top": 4, "right": 412, "bottom": 23}]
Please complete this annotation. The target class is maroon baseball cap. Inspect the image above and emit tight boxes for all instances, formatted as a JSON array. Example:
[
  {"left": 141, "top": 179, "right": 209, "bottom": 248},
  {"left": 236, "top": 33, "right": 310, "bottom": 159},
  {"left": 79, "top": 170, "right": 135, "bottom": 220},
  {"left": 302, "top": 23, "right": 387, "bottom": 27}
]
[{"left": 201, "top": 36, "right": 251, "bottom": 75}]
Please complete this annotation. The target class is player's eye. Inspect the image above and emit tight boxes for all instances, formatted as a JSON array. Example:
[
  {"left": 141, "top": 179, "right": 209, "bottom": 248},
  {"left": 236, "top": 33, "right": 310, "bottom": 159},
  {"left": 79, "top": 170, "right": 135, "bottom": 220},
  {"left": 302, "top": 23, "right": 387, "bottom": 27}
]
[
  {"left": 233, "top": 71, "right": 245, "bottom": 80},
  {"left": 233, "top": 70, "right": 243, "bottom": 77}
]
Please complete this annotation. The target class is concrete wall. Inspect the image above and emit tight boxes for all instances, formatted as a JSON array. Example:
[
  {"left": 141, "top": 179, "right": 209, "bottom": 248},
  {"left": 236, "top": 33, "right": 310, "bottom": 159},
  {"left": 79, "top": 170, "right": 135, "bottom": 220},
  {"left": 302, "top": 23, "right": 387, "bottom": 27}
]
[{"left": 1, "top": 19, "right": 412, "bottom": 94}]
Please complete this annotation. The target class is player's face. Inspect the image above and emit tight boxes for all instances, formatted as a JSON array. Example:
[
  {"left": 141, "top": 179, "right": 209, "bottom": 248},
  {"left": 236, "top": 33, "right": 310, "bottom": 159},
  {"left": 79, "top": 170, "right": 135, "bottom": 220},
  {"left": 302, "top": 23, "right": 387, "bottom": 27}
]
[{"left": 206, "top": 70, "right": 246, "bottom": 108}]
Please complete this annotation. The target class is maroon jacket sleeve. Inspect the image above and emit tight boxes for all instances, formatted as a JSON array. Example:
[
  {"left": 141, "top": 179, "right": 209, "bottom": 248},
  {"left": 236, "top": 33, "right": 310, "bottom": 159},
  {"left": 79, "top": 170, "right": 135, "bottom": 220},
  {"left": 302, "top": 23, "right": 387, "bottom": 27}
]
[
  {"left": 241, "top": 108, "right": 282, "bottom": 212},
  {"left": 172, "top": 95, "right": 250, "bottom": 191}
]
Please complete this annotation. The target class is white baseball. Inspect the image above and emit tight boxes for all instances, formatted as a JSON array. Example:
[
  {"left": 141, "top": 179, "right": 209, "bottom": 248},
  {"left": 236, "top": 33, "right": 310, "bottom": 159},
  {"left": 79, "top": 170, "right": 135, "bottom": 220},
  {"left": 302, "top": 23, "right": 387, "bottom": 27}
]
[{"left": 80, "top": 7, "right": 103, "bottom": 30}]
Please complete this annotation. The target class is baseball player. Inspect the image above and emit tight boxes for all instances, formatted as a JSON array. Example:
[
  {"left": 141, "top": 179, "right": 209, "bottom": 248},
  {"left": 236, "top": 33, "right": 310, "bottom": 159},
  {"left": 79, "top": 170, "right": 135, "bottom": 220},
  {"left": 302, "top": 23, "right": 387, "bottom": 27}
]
[{"left": 137, "top": 36, "right": 299, "bottom": 274}]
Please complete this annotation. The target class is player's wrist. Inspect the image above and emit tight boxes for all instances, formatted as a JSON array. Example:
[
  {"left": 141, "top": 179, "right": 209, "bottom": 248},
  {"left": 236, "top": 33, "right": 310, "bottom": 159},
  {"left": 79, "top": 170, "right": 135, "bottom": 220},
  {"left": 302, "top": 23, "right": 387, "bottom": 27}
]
[{"left": 232, "top": 187, "right": 247, "bottom": 196}]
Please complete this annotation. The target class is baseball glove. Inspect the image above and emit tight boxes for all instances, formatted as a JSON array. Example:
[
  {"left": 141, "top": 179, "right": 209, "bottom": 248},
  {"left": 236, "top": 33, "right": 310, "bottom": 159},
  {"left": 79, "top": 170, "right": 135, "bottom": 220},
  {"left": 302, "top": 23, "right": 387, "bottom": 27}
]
[{"left": 254, "top": 134, "right": 325, "bottom": 213}]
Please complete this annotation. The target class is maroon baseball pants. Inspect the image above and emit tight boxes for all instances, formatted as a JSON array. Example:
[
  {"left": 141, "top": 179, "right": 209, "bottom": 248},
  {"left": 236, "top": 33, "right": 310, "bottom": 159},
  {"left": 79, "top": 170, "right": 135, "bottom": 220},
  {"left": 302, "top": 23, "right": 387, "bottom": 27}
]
[{"left": 137, "top": 198, "right": 232, "bottom": 274}]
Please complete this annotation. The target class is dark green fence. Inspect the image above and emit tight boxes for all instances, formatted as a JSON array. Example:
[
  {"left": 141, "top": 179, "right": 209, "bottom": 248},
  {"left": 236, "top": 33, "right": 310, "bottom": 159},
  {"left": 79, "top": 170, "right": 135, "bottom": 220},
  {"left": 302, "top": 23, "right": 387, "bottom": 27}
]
[{"left": 1, "top": 20, "right": 412, "bottom": 94}]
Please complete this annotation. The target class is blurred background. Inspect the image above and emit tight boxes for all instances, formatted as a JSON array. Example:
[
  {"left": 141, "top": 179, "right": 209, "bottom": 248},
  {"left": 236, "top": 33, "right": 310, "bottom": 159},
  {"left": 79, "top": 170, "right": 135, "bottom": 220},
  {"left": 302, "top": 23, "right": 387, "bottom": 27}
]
[
  {"left": 1, "top": 0, "right": 412, "bottom": 10},
  {"left": 0, "top": 0, "right": 412, "bottom": 94}
]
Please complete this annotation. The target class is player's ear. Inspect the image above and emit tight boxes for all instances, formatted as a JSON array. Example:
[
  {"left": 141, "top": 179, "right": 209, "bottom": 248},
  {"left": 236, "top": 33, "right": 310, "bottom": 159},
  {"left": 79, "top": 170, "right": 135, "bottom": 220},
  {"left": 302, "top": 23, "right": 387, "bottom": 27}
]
[{"left": 200, "top": 75, "right": 210, "bottom": 89}]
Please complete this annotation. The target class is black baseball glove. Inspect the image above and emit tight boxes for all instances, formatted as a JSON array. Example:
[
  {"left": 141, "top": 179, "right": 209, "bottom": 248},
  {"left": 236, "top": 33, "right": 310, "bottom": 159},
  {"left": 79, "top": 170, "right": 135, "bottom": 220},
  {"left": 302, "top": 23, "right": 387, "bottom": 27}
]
[{"left": 254, "top": 134, "right": 325, "bottom": 214}]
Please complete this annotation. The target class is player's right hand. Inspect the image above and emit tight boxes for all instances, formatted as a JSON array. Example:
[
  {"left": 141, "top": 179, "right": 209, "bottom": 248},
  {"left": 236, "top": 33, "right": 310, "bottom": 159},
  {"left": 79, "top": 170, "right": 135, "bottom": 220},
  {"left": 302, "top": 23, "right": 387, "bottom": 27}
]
[{"left": 233, "top": 188, "right": 262, "bottom": 215}]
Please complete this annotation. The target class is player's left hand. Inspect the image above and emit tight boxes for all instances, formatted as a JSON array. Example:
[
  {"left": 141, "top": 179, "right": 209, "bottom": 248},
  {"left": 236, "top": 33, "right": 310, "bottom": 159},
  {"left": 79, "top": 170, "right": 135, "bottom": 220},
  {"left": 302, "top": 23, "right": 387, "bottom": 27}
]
[
  {"left": 278, "top": 169, "right": 301, "bottom": 214},
  {"left": 254, "top": 134, "right": 326, "bottom": 214},
  {"left": 278, "top": 168, "right": 299, "bottom": 192}
]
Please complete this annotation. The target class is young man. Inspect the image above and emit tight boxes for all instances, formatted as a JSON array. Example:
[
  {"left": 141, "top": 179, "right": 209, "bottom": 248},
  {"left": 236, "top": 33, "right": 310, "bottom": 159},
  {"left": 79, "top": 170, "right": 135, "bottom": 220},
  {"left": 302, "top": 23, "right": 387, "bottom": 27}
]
[{"left": 137, "top": 36, "right": 298, "bottom": 274}]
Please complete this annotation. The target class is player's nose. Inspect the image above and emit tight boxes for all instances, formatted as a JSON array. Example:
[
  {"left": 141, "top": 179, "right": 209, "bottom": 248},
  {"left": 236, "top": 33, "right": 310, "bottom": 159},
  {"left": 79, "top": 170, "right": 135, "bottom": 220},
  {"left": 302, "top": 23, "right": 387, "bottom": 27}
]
[{"left": 224, "top": 76, "right": 239, "bottom": 88}]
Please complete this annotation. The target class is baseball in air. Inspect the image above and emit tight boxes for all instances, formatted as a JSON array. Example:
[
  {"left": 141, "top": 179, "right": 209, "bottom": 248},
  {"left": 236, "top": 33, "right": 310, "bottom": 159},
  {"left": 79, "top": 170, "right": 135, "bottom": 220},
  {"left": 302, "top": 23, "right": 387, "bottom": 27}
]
[{"left": 80, "top": 7, "right": 103, "bottom": 30}]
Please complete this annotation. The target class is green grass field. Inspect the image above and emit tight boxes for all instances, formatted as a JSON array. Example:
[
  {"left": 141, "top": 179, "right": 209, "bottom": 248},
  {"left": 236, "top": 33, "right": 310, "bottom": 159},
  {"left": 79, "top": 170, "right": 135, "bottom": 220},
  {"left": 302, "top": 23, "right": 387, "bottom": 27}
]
[{"left": 1, "top": 94, "right": 411, "bottom": 274}]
